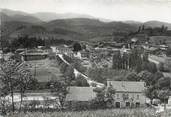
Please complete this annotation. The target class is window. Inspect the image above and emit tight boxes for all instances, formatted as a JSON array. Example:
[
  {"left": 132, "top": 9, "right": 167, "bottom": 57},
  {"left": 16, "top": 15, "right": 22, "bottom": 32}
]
[
  {"left": 117, "top": 94, "right": 119, "bottom": 99},
  {"left": 123, "top": 93, "right": 129, "bottom": 100},
  {"left": 126, "top": 102, "right": 130, "bottom": 107},
  {"left": 137, "top": 95, "right": 139, "bottom": 100}
]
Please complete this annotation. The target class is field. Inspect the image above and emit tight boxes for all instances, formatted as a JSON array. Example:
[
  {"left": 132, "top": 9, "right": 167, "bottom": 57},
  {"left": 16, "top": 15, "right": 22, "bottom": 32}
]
[
  {"left": 26, "top": 59, "right": 63, "bottom": 82},
  {"left": 6, "top": 108, "right": 158, "bottom": 117}
]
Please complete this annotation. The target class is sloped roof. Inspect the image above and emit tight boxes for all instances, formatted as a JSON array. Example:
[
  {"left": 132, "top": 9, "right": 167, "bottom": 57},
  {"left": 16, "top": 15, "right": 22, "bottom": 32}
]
[
  {"left": 66, "top": 87, "right": 96, "bottom": 101},
  {"left": 162, "top": 72, "right": 171, "bottom": 78},
  {"left": 131, "top": 38, "right": 138, "bottom": 42},
  {"left": 107, "top": 81, "right": 145, "bottom": 93}
]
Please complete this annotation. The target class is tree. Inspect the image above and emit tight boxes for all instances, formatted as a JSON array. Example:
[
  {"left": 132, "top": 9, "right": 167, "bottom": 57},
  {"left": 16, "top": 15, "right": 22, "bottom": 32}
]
[
  {"left": 126, "top": 72, "right": 139, "bottom": 81},
  {"left": 16, "top": 69, "right": 34, "bottom": 111},
  {"left": 72, "top": 75, "right": 89, "bottom": 86},
  {"left": 158, "top": 62, "right": 165, "bottom": 72},
  {"left": 152, "top": 72, "right": 163, "bottom": 85},
  {"left": 137, "top": 26, "right": 141, "bottom": 32},
  {"left": 0, "top": 60, "right": 19, "bottom": 112},
  {"left": 140, "top": 61, "right": 157, "bottom": 73},
  {"left": 73, "top": 42, "right": 82, "bottom": 52},
  {"left": 0, "top": 60, "right": 34, "bottom": 112},
  {"left": 105, "top": 84, "right": 115, "bottom": 108},
  {"left": 157, "top": 90, "right": 170, "bottom": 110},
  {"left": 63, "top": 66, "right": 75, "bottom": 84},
  {"left": 112, "top": 51, "right": 122, "bottom": 69},
  {"left": 145, "top": 86, "right": 158, "bottom": 104},
  {"left": 129, "top": 48, "right": 142, "bottom": 71},
  {"left": 147, "top": 62, "right": 157, "bottom": 73},
  {"left": 71, "top": 61, "right": 86, "bottom": 74},
  {"left": 138, "top": 71, "right": 154, "bottom": 86},
  {"left": 157, "top": 77, "right": 171, "bottom": 89},
  {"left": 92, "top": 87, "right": 106, "bottom": 109},
  {"left": 87, "top": 68, "right": 106, "bottom": 84},
  {"left": 26, "top": 78, "right": 38, "bottom": 90},
  {"left": 60, "top": 62, "right": 68, "bottom": 74},
  {"left": 50, "top": 79, "right": 69, "bottom": 109},
  {"left": 92, "top": 84, "right": 115, "bottom": 108}
]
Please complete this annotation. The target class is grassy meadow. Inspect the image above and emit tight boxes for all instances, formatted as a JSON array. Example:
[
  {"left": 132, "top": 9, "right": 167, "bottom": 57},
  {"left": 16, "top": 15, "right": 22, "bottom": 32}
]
[{"left": 6, "top": 108, "right": 158, "bottom": 117}]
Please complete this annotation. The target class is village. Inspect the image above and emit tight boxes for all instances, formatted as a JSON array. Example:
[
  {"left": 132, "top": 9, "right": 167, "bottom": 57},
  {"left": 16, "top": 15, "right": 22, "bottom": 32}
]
[
  {"left": 1, "top": 1, "right": 171, "bottom": 116},
  {"left": 1, "top": 29, "right": 171, "bottom": 116}
]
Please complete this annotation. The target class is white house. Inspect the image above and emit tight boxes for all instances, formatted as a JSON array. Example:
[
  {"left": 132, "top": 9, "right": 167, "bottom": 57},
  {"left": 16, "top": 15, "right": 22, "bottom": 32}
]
[
  {"left": 3, "top": 90, "right": 60, "bottom": 109},
  {"left": 107, "top": 81, "right": 146, "bottom": 108}
]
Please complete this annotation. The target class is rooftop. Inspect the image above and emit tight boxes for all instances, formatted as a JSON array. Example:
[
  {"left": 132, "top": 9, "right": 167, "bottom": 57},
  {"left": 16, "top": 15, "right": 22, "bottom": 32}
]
[
  {"left": 66, "top": 87, "right": 96, "bottom": 101},
  {"left": 107, "top": 81, "right": 145, "bottom": 93}
]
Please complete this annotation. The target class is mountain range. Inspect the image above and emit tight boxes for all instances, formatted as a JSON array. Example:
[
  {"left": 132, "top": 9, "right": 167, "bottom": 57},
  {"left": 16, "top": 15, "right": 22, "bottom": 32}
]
[{"left": 1, "top": 9, "right": 171, "bottom": 42}]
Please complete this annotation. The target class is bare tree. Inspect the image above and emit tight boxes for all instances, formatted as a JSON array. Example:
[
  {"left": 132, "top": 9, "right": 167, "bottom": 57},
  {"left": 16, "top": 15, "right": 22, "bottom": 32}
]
[
  {"left": 0, "top": 59, "right": 33, "bottom": 112},
  {"left": 49, "top": 78, "right": 69, "bottom": 110},
  {"left": 0, "top": 60, "right": 18, "bottom": 112},
  {"left": 16, "top": 69, "right": 33, "bottom": 112}
]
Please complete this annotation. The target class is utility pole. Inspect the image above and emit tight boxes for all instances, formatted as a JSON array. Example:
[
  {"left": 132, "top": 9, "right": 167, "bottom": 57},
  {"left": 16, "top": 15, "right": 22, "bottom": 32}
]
[
  {"left": 34, "top": 63, "right": 36, "bottom": 79},
  {"left": 0, "top": 12, "right": 4, "bottom": 60}
]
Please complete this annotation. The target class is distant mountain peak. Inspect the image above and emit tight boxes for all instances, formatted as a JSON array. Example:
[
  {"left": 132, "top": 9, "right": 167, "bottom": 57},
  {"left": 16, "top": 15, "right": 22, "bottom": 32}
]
[{"left": 32, "top": 12, "right": 95, "bottom": 22}]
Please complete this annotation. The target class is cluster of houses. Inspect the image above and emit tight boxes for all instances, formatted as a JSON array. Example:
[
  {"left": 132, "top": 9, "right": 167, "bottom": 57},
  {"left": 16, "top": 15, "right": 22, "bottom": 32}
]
[
  {"left": 50, "top": 44, "right": 129, "bottom": 69},
  {"left": 1, "top": 34, "right": 171, "bottom": 110},
  {"left": 0, "top": 45, "right": 150, "bottom": 109},
  {"left": 1, "top": 81, "right": 147, "bottom": 109}
]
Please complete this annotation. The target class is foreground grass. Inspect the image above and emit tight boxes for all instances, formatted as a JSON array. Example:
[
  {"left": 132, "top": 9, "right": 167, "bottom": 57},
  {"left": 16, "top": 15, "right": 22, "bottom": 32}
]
[{"left": 6, "top": 108, "right": 157, "bottom": 117}]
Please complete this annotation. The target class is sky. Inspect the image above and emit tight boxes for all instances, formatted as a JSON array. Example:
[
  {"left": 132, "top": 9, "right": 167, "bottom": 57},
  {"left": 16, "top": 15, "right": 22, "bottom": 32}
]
[{"left": 0, "top": 0, "right": 171, "bottom": 23}]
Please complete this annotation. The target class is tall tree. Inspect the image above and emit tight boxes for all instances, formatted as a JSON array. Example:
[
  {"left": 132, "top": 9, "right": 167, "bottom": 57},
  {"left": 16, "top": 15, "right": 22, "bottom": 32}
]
[
  {"left": 50, "top": 78, "right": 69, "bottom": 110},
  {"left": 0, "top": 60, "right": 34, "bottom": 112},
  {"left": 0, "top": 60, "right": 19, "bottom": 112},
  {"left": 73, "top": 42, "right": 82, "bottom": 52},
  {"left": 16, "top": 69, "right": 34, "bottom": 111},
  {"left": 138, "top": 70, "right": 154, "bottom": 86},
  {"left": 157, "top": 90, "right": 170, "bottom": 110}
]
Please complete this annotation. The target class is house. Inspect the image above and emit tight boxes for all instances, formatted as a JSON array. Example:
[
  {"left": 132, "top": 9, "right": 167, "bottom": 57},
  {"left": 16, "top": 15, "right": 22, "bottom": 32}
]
[
  {"left": 65, "top": 87, "right": 97, "bottom": 109},
  {"left": 20, "top": 49, "right": 48, "bottom": 61},
  {"left": 107, "top": 81, "right": 146, "bottom": 108},
  {"left": 55, "top": 45, "right": 74, "bottom": 58},
  {"left": 148, "top": 55, "right": 165, "bottom": 67},
  {"left": 15, "top": 48, "right": 26, "bottom": 54},
  {"left": 148, "top": 55, "right": 171, "bottom": 70},
  {"left": 149, "top": 36, "right": 171, "bottom": 45},
  {"left": 3, "top": 90, "right": 60, "bottom": 109},
  {"left": 65, "top": 87, "right": 96, "bottom": 102},
  {"left": 162, "top": 72, "right": 171, "bottom": 78},
  {"left": 131, "top": 34, "right": 148, "bottom": 44},
  {"left": 74, "top": 50, "right": 90, "bottom": 60},
  {"left": 50, "top": 46, "right": 57, "bottom": 53},
  {"left": 81, "top": 60, "right": 92, "bottom": 68}
]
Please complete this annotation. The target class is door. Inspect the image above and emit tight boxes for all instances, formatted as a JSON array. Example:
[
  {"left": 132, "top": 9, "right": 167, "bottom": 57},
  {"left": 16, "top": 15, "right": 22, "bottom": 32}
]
[
  {"left": 136, "top": 102, "right": 140, "bottom": 107},
  {"left": 126, "top": 102, "right": 130, "bottom": 107},
  {"left": 115, "top": 102, "right": 120, "bottom": 108}
]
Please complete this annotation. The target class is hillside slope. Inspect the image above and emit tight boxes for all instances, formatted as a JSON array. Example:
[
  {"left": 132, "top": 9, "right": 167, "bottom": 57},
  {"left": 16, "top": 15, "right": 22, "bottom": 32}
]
[
  {"left": 0, "top": 9, "right": 43, "bottom": 24},
  {"left": 1, "top": 18, "right": 138, "bottom": 42}
]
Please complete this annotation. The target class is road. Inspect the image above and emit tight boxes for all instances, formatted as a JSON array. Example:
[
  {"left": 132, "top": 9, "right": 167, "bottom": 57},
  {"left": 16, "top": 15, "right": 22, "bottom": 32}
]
[{"left": 57, "top": 54, "right": 105, "bottom": 88}]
